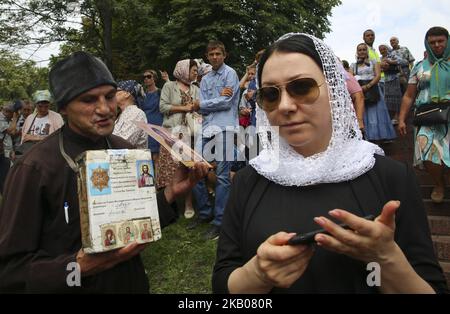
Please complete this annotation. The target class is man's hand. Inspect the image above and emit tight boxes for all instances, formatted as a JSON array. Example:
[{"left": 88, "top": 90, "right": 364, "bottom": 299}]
[
  {"left": 192, "top": 99, "right": 200, "bottom": 112},
  {"left": 220, "top": 87, "right": 233, "bottom": 97},
  {"left": 12, "top": 111, "right": 19, "bottom": 122},
  {"left": 164, "top": 162, "right": 210, "bottom": 204},
  {"left": 77, "top": 242, "right": 148, "bottom": 277}
]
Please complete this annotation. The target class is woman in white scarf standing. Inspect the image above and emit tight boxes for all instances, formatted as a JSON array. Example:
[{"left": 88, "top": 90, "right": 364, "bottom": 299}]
[{"left": 212, "top": 33, "right": 447, "bottom": 294}]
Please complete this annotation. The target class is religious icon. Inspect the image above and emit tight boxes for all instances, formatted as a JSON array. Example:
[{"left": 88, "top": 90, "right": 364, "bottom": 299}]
[
  {"left": 90, "top": 166, "right": 110, "bottom": 192},
  {"left": 140, "top": 222, "right": 153, "bottom": 241},
  {"left": 137, "top": 163, "right": 154, "bottom": 188}
]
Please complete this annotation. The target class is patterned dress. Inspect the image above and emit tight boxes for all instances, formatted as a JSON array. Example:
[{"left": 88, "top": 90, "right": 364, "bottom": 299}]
[
  {"left": 410, "top": 61, "right": 450, "bottom": 167},
  {"left": 156, "top": 89, "right": 192, "bottom": 189}
]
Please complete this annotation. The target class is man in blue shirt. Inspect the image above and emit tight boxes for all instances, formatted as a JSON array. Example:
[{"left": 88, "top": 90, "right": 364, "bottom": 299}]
[{"left": 189, "top": 40, "right": 240, "bottom": 240}]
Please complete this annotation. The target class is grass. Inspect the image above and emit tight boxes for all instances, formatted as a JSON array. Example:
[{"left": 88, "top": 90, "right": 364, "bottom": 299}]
[
  {"left": 141, "top": 214, "right": 218, "bottom": 294},
  {"left": 0, "top": 194, "right": 217, "bottom": 294}
]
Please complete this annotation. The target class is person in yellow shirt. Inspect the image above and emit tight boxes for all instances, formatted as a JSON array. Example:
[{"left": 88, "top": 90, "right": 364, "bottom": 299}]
[{"left": 363, "top": 29, "right": 385, "bottom": 91}]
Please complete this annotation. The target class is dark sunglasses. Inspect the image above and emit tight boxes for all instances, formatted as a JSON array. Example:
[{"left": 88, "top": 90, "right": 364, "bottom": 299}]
[
  {"left": 256, "top": 77, "right": 324, "bottom": 112},
  {"left": 143, "top": 74, "right": 153, "bottom": 79}
]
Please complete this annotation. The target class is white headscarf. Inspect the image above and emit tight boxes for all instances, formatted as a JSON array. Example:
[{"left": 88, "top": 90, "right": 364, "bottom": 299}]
[{"left": 250, "top": 33, "right": 384, "bottom": 187}]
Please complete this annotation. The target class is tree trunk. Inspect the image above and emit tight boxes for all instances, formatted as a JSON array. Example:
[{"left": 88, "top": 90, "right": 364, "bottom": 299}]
[{"left": 96, "top": 0, "right": 113, "bottom": 72}]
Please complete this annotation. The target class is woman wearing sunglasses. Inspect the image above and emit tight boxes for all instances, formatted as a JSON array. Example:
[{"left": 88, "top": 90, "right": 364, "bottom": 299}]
[{"left": 212, "top": 34, "right": 447, "bottom": 293}]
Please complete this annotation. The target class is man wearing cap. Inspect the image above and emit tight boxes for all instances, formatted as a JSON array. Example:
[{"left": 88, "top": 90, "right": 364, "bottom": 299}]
[
  {"left": 0, "top": 51, "right": 209, "bottom": 293},
  {"left": 21, "top": 90, "right": 64, "bottom": 145}
]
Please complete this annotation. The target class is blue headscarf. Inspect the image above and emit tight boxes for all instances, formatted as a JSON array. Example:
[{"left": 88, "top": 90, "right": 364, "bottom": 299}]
[{"left": 117, "top": 80, "right": 146, "bottom": 108}]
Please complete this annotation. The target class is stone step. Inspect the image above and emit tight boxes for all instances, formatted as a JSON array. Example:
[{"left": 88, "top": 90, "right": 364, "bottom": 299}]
[
  {"left": 428, "top": 216, "right": 450, "bottom": 236},
  {"left": 414, "top": 167, "right": 450, "bottom": 187},
  {"left": 421, "top": 185, "right": 450, "bottom": 200},
  {"left": 432, "top": 235, "right": 450, "bottom": 262},
  {"left": 424, "top": 200, "right": 450, "bottom": 217},
  {"left": 382, "top": 123, "right": 450, "bottom": 287},
  {"left": 439, "top": 261, "right": 450, "bottom": 290},
  {"left": 381, "top": 123, "right": 414, "bottom": 165}
]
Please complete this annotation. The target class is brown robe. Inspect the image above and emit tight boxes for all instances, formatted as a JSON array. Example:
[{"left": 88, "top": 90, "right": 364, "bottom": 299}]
[{"left": 0, "top": 125, "right": 177, "bottom": 293}]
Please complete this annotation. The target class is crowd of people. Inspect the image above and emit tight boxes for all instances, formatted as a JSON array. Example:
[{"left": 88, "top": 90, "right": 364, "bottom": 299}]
[{"left": 0, "top": 25, "right": 448, "bottom": 293}]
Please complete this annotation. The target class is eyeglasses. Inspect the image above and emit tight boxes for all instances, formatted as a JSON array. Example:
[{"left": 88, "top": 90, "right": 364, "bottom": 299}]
[
  {"left": 143, "top": 75, "right": 153, "bottom": 79},
  {"left": 256, "top": 77, "right": 325, "bottom": 112}
]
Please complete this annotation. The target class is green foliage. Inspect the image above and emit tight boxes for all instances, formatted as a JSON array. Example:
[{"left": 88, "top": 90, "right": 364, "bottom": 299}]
[
  {"left": 108, "top": 0, "right": 341, "bottom": 79},
  {"left": 0, "top": 50, "right": 49, "bottom": 104},
  {"left": 0, "top": 0, "right": 81, "bottom": 48},
  {"left": 1, "top": 0, "right": 341, "bottom": 85}
]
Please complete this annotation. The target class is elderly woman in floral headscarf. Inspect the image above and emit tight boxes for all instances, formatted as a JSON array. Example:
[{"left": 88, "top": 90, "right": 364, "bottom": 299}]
[
  {"left": 399, "top": 26, "right": 450, "bottom": 204},
  {"left": 113, "top": 80, "right": 148, "bottom": 149},
  {"left": 158, "top": 59, "right": 199, "bottom": 218}
]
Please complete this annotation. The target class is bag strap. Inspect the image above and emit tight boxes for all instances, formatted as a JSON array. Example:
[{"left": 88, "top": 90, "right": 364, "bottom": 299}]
[
  {"left": 25, "top": 114, "right": 38, "bottom": 135},
  {"left": 59, "top": 131, "right": 113, "bottom": 173}
]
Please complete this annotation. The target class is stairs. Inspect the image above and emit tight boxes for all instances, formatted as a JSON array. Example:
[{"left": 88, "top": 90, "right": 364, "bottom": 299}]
[{"left": 382, "top": 121, "right": 450, "bottom": 289}]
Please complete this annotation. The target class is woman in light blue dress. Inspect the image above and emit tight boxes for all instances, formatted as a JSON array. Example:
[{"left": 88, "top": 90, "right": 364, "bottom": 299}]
[{"left": 398, "top": 26, "right": 450, "bottom": 203}]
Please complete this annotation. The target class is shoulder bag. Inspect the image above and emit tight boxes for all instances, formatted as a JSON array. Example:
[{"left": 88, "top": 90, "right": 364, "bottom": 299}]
[
  {"left": 355, "top": 63, "right": 380, "bottom": 106},
  {"left": 413, "top": 103, "right": 450, "bottom": 127}
]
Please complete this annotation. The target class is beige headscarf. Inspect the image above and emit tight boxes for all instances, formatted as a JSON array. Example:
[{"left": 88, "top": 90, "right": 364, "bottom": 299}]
[{"left": 173, "top": 59, "right": 192, "bottom": 85}]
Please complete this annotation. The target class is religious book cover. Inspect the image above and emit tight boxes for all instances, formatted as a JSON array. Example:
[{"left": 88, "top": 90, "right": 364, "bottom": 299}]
[
  {"left": 76, "top": 149, "right": 161, "bottom": 254},
  {"left": 133, "top": 121, "right": 212, "bottom": 169}
]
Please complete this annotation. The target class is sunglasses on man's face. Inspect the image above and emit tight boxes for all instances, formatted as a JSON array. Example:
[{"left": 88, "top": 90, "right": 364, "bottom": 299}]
[
  {"left": 143, "top": 75, "right": 153, "bottom": 79},
  {"left": 256, "top": 77, "right": 325, "bottom": 112}
]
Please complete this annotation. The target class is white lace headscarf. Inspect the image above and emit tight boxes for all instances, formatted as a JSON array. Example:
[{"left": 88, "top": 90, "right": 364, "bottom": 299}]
[{"left": 250, "top": 33, "right": 384, "bottom": 186}]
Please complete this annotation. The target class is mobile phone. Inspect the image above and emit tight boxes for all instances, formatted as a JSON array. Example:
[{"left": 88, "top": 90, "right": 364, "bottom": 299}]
[{"left": 287, "top": 214, "right": 376, "bottom": 246}]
